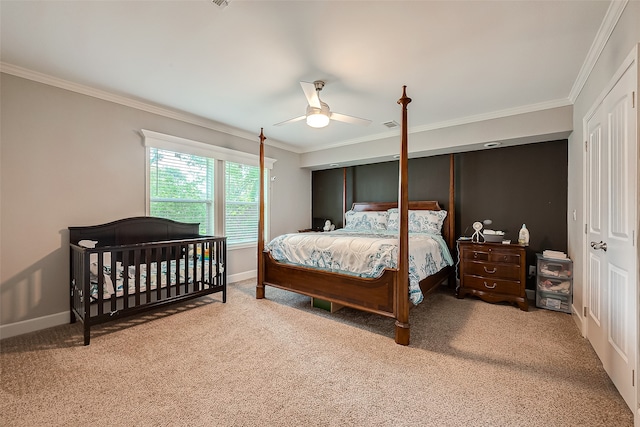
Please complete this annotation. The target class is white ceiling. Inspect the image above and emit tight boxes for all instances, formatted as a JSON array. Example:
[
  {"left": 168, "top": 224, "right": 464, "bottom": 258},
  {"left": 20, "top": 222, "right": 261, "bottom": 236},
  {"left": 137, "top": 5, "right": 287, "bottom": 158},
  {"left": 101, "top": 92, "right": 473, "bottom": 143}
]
[{"left": 0, "top": 0, "right": 613, "bottom": 153}]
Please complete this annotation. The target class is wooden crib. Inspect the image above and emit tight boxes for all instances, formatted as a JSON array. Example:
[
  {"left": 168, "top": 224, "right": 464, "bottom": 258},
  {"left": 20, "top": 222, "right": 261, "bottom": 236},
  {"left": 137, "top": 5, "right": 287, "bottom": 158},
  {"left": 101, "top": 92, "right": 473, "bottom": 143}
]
[{"left": 69, "top": 217, "right": 226, "bottom": 345}]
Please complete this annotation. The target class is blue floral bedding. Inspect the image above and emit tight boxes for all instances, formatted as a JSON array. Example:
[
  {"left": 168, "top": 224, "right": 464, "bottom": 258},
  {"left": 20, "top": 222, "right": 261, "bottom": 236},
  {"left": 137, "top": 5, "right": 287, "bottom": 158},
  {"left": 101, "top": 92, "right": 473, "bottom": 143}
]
[{"left": 266, "top": 229, "right": 453, "bottom": 305}]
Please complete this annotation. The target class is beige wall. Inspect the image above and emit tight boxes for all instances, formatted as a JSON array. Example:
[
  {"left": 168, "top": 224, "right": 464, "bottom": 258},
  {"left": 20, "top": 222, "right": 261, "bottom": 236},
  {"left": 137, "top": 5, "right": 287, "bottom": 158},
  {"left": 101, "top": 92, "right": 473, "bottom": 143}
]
[
  {"left": 0, "top": 73, "right": 311, "bottom": 330},
  {"left": 568, "top": 2, "right": 640, "bottom": 326}
]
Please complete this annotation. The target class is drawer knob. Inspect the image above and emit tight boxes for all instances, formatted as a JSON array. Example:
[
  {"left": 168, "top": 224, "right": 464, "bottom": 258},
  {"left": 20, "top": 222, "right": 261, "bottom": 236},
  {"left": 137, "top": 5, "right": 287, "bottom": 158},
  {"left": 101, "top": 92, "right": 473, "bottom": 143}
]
[
  {"left": 483, "top": 281, "right": 497, "bottom": 289},
  {"left": 473, "top": 253, "right": 478, "bottom": 259},
  {"left": 483, "top": 266, "right": 497, "bottom": 274}
]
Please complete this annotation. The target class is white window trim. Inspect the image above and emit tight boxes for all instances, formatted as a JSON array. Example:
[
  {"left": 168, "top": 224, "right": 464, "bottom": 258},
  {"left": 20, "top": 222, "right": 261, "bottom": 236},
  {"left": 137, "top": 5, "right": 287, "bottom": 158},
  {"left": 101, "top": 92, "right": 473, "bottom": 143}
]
[
  {"left": 143, "top": 129, "right": 274, "bottom": 246},
  {"left": 141, "top": 129, "right": 276, "bottom": 168}
]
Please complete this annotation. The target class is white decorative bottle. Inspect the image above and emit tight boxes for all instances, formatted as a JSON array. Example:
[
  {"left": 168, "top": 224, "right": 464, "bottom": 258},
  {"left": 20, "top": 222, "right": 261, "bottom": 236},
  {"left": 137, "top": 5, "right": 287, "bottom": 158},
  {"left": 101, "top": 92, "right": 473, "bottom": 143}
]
[{"left": 518, "top": 224, "right": 530, "bottom": 246}]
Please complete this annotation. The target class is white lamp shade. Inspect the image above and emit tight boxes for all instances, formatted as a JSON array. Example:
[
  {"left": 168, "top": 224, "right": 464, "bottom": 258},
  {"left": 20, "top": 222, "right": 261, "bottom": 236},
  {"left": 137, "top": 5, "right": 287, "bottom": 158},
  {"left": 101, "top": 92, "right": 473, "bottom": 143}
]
[{"left": 306, "top": 112, "right": 330, "bottom": 128}]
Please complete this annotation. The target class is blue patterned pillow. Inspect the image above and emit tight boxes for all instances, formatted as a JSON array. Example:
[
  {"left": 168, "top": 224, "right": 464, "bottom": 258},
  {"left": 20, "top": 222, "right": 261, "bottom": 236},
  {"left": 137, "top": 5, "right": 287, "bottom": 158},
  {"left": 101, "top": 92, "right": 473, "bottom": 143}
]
[
  {"left": 344, "top": 210, "right": 388, "bottom": 230},
  {"left": 387, "top": 208, "right": 447, "bottom": 234}
]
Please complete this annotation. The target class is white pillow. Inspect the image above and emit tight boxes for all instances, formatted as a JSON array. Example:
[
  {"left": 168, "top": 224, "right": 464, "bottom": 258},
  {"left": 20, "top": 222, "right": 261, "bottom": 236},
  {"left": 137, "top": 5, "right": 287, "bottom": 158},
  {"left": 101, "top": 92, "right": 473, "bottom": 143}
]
[
  {"left": 344, "top": 210, "right": 389, "bottom": 230},
  {"left": 387, "top": 208, "right": 447, "bottom": 234},
  {"left": 409, "top": 209, "right": 447, "bottom": 234}
]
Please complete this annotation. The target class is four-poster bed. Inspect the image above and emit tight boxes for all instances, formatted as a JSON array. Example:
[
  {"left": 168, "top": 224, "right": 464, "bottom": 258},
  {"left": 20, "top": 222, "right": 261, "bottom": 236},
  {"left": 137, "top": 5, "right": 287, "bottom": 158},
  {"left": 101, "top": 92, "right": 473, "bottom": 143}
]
[{"left": 256, "top": 86, "right": 455, "bottom": 345}]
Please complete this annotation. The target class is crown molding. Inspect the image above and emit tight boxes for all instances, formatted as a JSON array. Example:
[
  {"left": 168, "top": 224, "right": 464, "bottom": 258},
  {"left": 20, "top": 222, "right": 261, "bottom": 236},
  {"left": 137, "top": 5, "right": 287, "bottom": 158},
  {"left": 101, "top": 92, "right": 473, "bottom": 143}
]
[
  {"left": 569, "top": 0, "right": 628, "bottom": 102},
  {"left": 0, "top": 62, "right": 302, "bottom": 154}
]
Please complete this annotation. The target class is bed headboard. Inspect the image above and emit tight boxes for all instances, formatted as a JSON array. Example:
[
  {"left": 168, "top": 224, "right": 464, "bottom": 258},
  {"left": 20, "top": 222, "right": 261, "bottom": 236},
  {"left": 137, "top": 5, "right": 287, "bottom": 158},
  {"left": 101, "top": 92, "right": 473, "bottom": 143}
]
[
  {"left": 69, "top": 217, "right": 201, "bottom": 247},
  {"left": 351, "top": 201, "right": 442, "bottom": 212},
  {"left": 350, "top": 201, "right": 453, "bottom": 250}
]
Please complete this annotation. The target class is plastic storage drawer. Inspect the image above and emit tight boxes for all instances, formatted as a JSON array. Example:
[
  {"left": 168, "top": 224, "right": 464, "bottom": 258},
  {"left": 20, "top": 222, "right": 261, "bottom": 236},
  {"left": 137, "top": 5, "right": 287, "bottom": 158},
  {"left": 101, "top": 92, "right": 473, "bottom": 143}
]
[{"left": 536, "top": 254, "right": 573, "bottom": 313}]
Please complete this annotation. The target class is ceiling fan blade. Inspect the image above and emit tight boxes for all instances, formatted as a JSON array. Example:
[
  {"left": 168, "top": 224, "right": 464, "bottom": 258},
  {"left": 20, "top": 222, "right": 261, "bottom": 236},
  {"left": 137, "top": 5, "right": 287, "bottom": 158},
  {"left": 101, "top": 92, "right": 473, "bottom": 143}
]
[
  {"left": 330, "top": 112, "right": 372, "bottom": 126},
  {"left": 273, "top": 115, "right": 306, "bottom": 126},
  {"left": 300, "top": 81, "right": 321, "bottom": 109}
]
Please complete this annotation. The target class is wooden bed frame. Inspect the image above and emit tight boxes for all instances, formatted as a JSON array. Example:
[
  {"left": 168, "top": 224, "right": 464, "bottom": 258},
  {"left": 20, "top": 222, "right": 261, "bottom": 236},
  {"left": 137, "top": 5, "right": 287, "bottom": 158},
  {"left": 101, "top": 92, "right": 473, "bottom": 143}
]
[
  {"left": 69, "top": 217, "right": 227, "bottom": 345},
  {"left": 256, "top": 86, "right": 455, "bottom": 345}
]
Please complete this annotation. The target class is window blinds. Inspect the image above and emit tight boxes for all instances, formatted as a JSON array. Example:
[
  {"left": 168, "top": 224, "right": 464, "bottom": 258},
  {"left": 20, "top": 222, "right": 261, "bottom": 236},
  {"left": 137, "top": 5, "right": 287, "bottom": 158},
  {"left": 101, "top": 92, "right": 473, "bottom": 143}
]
[
  {"left": 149, "top": 147, "right": 214, "bottom": 235},
  {"left": 225, "top": 162, "right": 260, "bottom": 245}
]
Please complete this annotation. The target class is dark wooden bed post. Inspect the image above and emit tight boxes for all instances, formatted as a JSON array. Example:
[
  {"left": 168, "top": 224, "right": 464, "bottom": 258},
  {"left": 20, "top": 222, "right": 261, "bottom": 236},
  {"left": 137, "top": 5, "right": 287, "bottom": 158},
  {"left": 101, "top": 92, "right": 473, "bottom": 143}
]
[
  {"left": 447, "top": 153, "right": 456, "bottom": 287},
  {"left": 395, "top": 86, "right": 412, "bottom": 345},
  {"left": 447, "top": 153, "right": 456, "bottom": 289},
  {"left": 448, "top": 153, "right": 455, "bottom": 250},
  {"left": 256, "top": 128, "right": 266, "bottom": 299},
  {"left": 342, "top": 167, "right": 347, "bottom": 227}
]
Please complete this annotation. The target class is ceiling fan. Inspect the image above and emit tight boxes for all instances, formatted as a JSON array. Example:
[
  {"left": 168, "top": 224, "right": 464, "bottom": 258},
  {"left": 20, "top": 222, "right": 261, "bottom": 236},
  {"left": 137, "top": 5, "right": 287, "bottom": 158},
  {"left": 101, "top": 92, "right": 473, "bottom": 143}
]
[{"left": 274, "top": 81, "right": 372, "bottom": 128}]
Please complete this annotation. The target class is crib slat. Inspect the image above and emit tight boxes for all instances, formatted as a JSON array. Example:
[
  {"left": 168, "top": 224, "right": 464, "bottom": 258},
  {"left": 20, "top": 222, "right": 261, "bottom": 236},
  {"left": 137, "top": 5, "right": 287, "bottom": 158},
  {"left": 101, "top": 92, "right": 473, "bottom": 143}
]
[
  {"left": 197, "top": 242, "right": 203, "bottom": 291},
  {"left": 208, "top": 241, "right": 213, "bottom": 288},
  {"left": 221, "top": 239, "right": 226, "bottom": 302},
  {"left": 166, "top": 246, "right": 172, "bottom": 298},
  {"left": 175, "top": 244, "right": 181, "bottom": 294},
  {"left": 110, "top": 250, "right": 117, "bottom": 314},
  {"left": 145, "top": 248, "right": 152, "bottom": 303},
  {"left": 193, "top": 242, "right": 198, "bottom": 292},
  {"left": 216, "top": 239, "right": 221, "bottom": 284},
  {"left": 155, "top": 247, "right": 162, "bottom": 301},
  {"left": 134, "top": 249, "right": 141, "bottom": 307},
  {"left": 174, "top": 243, "right": 181, "bottom": 296},
  {"left": 187, "top": 244, "right": 193, "bottom": 294},
  {"left": 97, "top": 251, "right": 104, "bottom": 315},
  {"left": 123, "top": 248, "right": 130, "bottom": 310}
]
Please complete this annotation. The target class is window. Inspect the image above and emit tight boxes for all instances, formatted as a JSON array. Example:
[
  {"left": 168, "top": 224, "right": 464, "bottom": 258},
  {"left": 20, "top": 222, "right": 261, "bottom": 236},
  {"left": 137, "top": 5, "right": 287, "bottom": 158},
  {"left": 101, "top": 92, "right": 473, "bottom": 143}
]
[
  {"left": 149, "top": 148, "right": 214, "bottom": 235},
  {"left": 143, "top": 130, "right": 275, "bottom": 247},
  {"left": 225, "top": 161, "right": 260, "bottom": 245}
]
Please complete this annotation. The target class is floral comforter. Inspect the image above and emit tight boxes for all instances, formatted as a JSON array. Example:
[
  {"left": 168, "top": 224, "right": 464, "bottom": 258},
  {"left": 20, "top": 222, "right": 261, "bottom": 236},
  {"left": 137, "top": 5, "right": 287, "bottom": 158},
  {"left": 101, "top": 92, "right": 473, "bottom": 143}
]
[{"left": 266, "top": 229, "right": 453, "bottom": 305}]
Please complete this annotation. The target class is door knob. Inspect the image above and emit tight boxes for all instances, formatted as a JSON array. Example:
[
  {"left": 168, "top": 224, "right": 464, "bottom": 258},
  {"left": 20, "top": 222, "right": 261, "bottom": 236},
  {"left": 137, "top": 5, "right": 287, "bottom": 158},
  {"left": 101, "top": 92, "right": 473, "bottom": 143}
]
[{"left": 590, "top": 241, "right": 608, "bottom": 251}]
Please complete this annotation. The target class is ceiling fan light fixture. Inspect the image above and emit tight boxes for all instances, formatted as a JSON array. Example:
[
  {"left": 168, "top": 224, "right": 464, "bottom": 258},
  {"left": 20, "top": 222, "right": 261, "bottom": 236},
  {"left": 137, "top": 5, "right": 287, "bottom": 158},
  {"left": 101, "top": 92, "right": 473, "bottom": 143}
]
[
  {"left": 306, "top": 112, "right": 330, "bottom": 128},
  {"left": 306, "top": 103, "right": 330, "bottom": 128}
]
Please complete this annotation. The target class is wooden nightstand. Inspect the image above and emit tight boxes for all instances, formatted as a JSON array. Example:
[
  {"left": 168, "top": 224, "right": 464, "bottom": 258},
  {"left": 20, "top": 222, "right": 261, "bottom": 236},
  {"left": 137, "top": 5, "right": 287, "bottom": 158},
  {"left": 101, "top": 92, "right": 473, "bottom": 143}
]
[{"left": 456, "top": 240, "right": 528, "bottom": 311}]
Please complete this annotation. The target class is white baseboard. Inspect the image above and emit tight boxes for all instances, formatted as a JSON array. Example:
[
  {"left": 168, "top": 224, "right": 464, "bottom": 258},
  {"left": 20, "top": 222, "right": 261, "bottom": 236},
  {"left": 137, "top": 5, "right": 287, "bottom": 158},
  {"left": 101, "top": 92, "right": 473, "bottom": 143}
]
[
  {"left": 0, "top": 311, "right": 69, "bottom": 341},
  {"left": 572, "top": 302, "right": 585, "bottom": 336},
  {"left": 228, "top": 270, "right": 256, "bottom": 283},
  {"left": 0, "top": 271, "right": 257, "bottom": 341}
]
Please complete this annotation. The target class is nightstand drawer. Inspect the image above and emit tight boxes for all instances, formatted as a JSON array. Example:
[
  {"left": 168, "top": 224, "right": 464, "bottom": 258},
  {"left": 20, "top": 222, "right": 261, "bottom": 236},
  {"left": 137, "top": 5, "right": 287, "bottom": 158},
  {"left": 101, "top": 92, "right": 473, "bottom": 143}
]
[
  {"left": 489, "top": 251, "right": 521, "bottom": 265},
  {"left": 463, "top": 249, "right": 489, "bottom": 262},
  {"left": 462, "top": 274, "right": 521, "bottom": 296},
  {"left": 464, "top": 261, "right": 521, "bottom": 281},
  {"left": 462, "top": 248, "right": 521, "bottom": 265}
]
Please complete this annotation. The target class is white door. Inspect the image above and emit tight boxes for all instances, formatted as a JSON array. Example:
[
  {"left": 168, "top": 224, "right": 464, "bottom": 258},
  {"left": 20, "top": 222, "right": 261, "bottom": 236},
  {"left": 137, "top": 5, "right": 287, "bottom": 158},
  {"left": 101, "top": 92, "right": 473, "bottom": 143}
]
[{"left": 586, "top": 58, "right": 637, "bottom": 412}]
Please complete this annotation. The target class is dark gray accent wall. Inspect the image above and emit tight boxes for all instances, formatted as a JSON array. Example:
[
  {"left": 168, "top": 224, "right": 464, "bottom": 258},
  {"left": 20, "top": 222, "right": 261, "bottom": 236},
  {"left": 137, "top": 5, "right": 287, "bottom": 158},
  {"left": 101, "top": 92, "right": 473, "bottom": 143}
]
[
  {"left": 456, "top": 141, "right": 568, "bottom": 288},
  {"left": 312, "top": 140, "right": 568, "bottom": 289},
  {"left": 312, "top": 168, "right": 344, "bottom": 230},
  {"left": 456, "top": 141, "right": 567, "bottom": 250}
]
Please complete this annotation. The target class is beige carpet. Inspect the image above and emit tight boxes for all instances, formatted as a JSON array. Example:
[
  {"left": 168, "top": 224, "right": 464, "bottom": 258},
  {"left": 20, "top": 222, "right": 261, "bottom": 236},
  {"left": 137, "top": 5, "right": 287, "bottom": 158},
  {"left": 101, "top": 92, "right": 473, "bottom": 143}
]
[{"left": 0, "top": 279, "right": 632, "bottom": 427}]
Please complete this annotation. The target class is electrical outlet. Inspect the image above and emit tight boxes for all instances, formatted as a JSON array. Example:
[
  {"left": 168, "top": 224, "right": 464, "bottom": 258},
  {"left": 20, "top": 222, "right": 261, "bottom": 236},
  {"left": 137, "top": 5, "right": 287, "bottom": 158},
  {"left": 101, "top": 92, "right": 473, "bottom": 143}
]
[{"left": 529, "top": 265, "right": 536, "bottom": 276}]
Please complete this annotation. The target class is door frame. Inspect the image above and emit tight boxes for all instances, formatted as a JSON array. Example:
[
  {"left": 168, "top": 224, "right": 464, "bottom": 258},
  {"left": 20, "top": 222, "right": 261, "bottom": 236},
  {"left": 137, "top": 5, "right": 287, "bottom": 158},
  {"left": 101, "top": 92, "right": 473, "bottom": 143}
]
[{"left": 581, "top": 43, "right": 639, "bottom": 420}]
